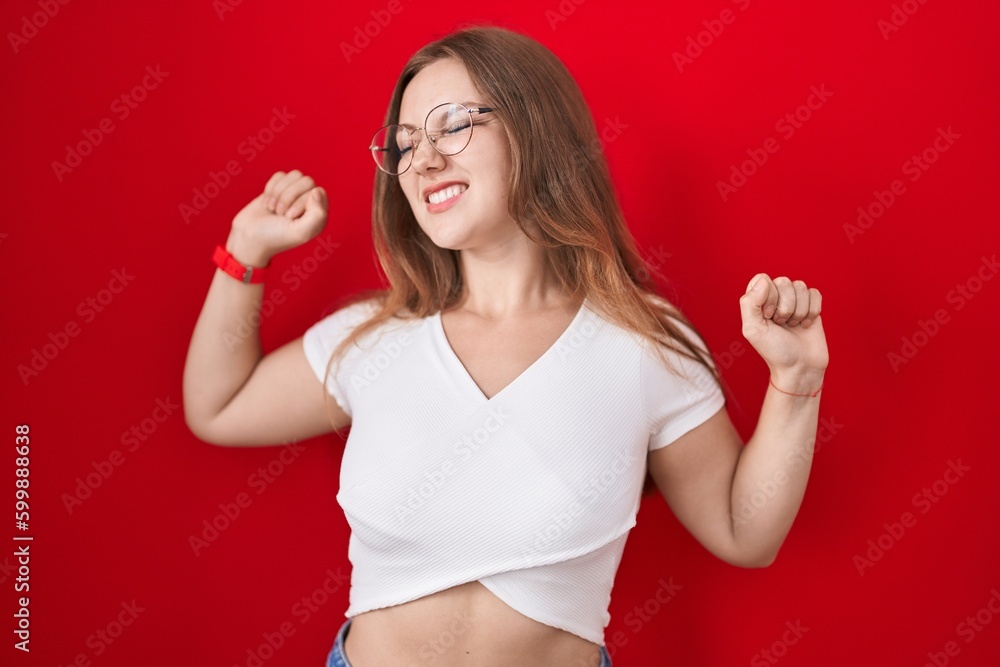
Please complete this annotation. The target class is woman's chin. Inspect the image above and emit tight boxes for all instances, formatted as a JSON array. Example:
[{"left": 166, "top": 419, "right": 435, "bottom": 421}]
[
  {"left": 420, "top": 225, "right": 471, "bottom": 251},
  {"left": 416, "top": 217, "right": 517, "bottom": 252}
]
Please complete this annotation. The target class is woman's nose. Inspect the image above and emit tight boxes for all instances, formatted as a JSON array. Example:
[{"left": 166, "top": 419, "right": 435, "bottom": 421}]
[{"left": 409, "top": 131, "right": 445, "bottom": 172}]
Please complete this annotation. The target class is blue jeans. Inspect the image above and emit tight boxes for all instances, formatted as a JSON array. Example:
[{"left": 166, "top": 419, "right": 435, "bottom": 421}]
[{"left": 326, "top": 618, "right": 613, "bottom": 666}]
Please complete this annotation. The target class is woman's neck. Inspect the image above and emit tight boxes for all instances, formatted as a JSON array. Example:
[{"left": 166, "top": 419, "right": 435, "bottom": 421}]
[{"left": 454, "top": 235, "right": 577, "bottom": 319}]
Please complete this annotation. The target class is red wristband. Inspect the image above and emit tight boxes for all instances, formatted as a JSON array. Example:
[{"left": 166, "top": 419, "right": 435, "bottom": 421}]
[
  {"left": 768, "top": 376, "right": 823, "bottom": 397},
  {"left": 213, "top": 245, "right": 268, "bottom": 284}
]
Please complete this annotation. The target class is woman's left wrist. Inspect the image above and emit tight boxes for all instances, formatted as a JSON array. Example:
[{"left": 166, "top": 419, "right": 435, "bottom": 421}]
[{"left": 768, "top": 367, "right": 826, "bottom": 396}]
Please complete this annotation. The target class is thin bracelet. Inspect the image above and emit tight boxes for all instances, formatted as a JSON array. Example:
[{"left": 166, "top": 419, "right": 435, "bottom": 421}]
[{"left": 768, "top": 376, "right": 823, "bottom": 397}]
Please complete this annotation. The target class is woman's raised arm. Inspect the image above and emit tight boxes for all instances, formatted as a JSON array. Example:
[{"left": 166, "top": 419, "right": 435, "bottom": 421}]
[{"left": 182, "top": 170, "right": 350, "bottom": 446}]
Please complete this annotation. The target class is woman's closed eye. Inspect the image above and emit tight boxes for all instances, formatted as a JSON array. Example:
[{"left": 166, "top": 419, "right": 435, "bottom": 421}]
[{"left": 444, "top": 120, "right": 472, "bottom": 134}]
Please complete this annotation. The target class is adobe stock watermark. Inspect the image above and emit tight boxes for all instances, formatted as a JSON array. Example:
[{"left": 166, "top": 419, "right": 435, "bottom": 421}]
[
  {"left": 232, "top": 567, "right": 350, "bottom": 667},
  {"left": 61, "top": 395, "right": 179, "bottom": 515},
  {"left": 392, "top": 407, "right": 510, "bottom": 525},
  {"left": 222, "top": 236, "right": 340, "bottom": 353},
  {"left": 730, "top": 415, "right": 843, "bottom": 529},
  {"left": 634, "top": 244, "right": 673, "bottom": 286},
  {"left": 540, "top": 115, "right": 627, "bottom": 203},
  {"left": 213, "top": 0, "right": 249, "bottom": 21},
  {"left": 852, "top": 458, "right": 970, "bottom": 576},
  {"left": 666, "top": 332, "right": 752, "bottom": 411},
  {"left": 568, "top": 115, "right": 629, "bottom": 172},
  {"left": 346, "top": 328, "right": 413, "bottom": 390},
  {"left": 179, "top": 106, "right": 296, "bottom": 224},
  {"left": 551, "top": 313, "right": 597, "bottom": 361},
  {"left": 188, "top": 442, "right": 307, "bottom": 556},
  {"left": 712, "top": 338, "right": 748, "bottom": 374},
  {"left": 584, "top": 577, "right": 683, "bottom": 666},
  {"left": 56, "top": 600, "right": 144, "bottom": 667},
  {"left": 17, "top": 267, "right": 135, "bottom": 385},
  {"left": 750, "top": 620, "right": 809, "bottom": 666},
  {"left": 340, "top": 0, "right": 408, "bottom": 63},
  {"left": 545, "top": 0, "right": 589, "bottom": 30},
  {"left": 619, "top": 577, "right": 682, "bottom": 635},
  {"left": 886, "top": 253, "right": 996, "bottom": 373},
  {"left": 51, "top": 65, "right": 169, "bottom": 183},
  {"left": 877, "top": 0, "right": 931, "bottom": 41},
  {"left": 670, "top": 334, "right": 753, "bottom": 411},
  {"left": 672, "top": 0, "right": 753, "bottom": 73},
  {"left": 843, "top": 126, "right": 960, "bottom": 243},
  {"left": 920, "top": 587, "right": 1000, "bottom": 667},
  {"left": 716, "top": 84, "right": 833, "bottom": 202},
  {"left": 7, "top": 0, "right": 71, "bottom": 54},
  {"left": 516, "top": 450, "right": 636, "bottom": 567}
]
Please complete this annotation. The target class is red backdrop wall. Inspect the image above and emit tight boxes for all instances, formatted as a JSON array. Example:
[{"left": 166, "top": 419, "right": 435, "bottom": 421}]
[{"left": 4, "top": 0, "right": 999, "bottom": 665}]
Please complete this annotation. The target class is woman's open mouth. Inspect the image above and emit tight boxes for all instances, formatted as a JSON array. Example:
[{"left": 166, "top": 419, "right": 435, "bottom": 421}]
[{"left": 425, "top": 184, "right": 467, "bottom": 213}]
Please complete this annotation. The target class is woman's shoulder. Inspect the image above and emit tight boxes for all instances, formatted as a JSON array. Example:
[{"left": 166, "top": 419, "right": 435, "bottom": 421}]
[
  {"left": 631, "top": 289, "right": 712, "bottom": 358},
  {"left": 310, "top": 295, "right": 381, "bottom": 329},
  {"left": 306, "top": 292, "right": 431, "bottom": 349}
]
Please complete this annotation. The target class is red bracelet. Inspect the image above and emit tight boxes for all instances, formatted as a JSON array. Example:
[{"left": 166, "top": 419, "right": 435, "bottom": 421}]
[
  {"left": 769, "top": 376, "right": 823, "bottom": 397},
  {"left": 213, "top": 245, "right": 268, "bottom": 284}
]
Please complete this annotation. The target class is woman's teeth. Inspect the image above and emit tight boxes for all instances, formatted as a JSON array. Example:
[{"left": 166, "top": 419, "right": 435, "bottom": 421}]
[{"left": 428, "top": 184, "right": 467, "bottom": 204}]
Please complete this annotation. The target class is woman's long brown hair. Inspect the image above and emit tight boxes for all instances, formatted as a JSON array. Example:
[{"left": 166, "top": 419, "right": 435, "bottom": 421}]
[{"left": 321, "top": 25, "right": 728, "bottom": 497}]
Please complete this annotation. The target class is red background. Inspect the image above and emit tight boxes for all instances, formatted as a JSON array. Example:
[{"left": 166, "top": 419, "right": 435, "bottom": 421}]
[{"left": 4, "top": 0, "right": 999, "bottom": 665}]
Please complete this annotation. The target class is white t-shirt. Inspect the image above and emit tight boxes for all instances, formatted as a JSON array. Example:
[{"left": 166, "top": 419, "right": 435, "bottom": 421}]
[{"left": 302, "top": 296, "right": 725, "bottom": 647}]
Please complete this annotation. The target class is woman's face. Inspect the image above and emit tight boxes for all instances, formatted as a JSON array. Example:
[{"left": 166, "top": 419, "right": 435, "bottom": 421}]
[{"left": 397, "top": 58, "right": 517, "bottom": 251}]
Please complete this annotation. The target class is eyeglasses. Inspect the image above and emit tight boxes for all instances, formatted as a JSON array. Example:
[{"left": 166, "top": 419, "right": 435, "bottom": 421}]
[{"left": 369, "top": 102, "right": 496, "bottom": 175}]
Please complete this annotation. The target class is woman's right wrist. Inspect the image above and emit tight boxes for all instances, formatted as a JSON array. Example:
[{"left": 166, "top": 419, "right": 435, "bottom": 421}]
[{"left": 224, "top": 230, "right": 273, "bottom": 269}]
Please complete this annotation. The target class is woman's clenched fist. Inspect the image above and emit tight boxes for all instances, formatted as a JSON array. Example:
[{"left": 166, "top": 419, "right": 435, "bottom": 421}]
[{"left": 227, "top": 170, "right": 329, "bottom": 267}]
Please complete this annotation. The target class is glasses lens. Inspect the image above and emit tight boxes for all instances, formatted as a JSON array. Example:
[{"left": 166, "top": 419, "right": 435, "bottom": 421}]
[
  {"left": 426, "top": 104, "right": 473, "bottom": 156},
  {"left": 371, "top": 125, "right": 412, "bottom": 174}
]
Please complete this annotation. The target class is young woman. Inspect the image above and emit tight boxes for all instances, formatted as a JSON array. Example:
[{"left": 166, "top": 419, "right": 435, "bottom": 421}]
[{"left": 183, "top": 25, "right": 828, "bottom": 667}]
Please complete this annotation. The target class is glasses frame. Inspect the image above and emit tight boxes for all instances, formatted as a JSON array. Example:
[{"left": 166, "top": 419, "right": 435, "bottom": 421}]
[{"left": 369, "top": 102, "right": 496, "bottom": 176}]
